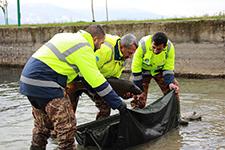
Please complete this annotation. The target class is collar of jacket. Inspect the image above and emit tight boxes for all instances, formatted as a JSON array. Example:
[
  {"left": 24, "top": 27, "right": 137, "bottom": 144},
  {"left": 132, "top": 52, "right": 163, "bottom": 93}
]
[
  {"left": 79, "top": 30, "right": 94, "bottom": 50},
  {"left": 114, "top": 39, "right": 124, "bottom": 60}
]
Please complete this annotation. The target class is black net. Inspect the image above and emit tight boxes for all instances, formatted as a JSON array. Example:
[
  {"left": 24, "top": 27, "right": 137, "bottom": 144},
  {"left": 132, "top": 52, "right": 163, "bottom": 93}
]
[{"left": 76, "top": 90, "right": 179, "bottom": 149}]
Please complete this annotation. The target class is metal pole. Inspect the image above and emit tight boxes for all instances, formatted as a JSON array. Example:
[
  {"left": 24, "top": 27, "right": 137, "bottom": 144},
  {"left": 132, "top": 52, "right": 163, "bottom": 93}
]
[
  {"left": 0, "top": 0, "right": 8, "bottom": 25},
  {"left": 4, "top": 1, "right": 8, "bottom": 25},
  {"left": 17, "top": 0, "right": 21, "bottom": 27},
  {"left": 0, "top": 7, "right": 4, "bottom": 23},
  {"left": 105, "top": 0, "right": 108, "bottom": 21},
  {"left": 91, "top": 0, "right": 95, "bottom": 22}
]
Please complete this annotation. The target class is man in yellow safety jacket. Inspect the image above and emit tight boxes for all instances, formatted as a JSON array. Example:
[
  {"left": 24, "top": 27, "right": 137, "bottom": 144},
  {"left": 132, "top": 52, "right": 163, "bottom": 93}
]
[
  {"left": 19, "top": 25, "right": 127, "bottom": 150},
  {"left": 67, "top": 33, "right": 139, "bottom": 120},
  {"left": 131, "top": 32, "right": 180, "bottom": 110}
]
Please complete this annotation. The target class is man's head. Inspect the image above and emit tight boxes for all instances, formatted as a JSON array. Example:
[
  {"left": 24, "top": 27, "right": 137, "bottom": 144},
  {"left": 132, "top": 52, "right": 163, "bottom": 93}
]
[
  {"left": 120, "top": 34, "right": 138, "bottom": 59},
  {"left": 152, "top": 32, "right": 168, "bottom": 54},
  {"left": 85, "top": 25, "right": 105, "bottom": 51}
]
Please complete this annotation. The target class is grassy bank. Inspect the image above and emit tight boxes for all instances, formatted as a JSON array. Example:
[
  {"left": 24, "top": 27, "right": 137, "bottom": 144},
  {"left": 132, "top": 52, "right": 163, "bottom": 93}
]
[{"left": 0, "top": 14, "right": 225, "bottom": 28}]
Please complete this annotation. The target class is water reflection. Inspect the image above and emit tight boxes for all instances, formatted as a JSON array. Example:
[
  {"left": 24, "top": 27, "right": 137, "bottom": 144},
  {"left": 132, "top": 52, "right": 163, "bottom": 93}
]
[{"left": 0, "top": 67, "right": 224, "bottom": 150}]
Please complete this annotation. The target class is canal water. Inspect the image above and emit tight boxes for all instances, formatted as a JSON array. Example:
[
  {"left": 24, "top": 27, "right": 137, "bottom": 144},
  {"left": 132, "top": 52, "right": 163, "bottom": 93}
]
[{"left": 0, "top": 67, "right": 224, "bottom": 150}]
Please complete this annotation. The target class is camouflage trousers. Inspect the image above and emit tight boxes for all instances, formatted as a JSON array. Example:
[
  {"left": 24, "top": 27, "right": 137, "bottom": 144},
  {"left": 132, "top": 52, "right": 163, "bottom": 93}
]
[
  {"left": 131, "top": 72, "right": 180, "bottom": 108},
  {"left": 66, "top": 77, "right": 142, "bottom": 120},
  {"left": 93, "top": 95, "right": 111, "bottom": 120},
  {"left": 66, "top": 80, "right": 110, "bottom": 120},
  {"left": 31, "top": 96, "right": 76, "bottom": 150}
]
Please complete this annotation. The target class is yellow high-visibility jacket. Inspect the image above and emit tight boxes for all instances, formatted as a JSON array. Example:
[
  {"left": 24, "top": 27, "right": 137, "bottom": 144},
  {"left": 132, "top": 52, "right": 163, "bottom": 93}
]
[
  {"left": 95, "top": 34, "right": 125, "bottom": 78},
  {"left": 132, "top": 35, "right": 175, "bottom": 76},
  {"left": 33, "top": 30, "right": 106, "bottom": 87},
  {"left": 20, "top": 30, "right": 123, "bottom": 109}
]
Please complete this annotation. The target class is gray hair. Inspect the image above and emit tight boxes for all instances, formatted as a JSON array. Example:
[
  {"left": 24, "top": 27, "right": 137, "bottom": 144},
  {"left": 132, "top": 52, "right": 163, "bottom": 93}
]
[{"left": 120, "top": 34, "right": 138, "bottom": 48}]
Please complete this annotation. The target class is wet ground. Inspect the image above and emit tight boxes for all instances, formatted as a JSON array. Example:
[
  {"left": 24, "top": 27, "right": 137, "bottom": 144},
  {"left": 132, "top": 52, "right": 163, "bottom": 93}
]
[{"left": 0, "top": 67, "right": 224, "bottom": 150}]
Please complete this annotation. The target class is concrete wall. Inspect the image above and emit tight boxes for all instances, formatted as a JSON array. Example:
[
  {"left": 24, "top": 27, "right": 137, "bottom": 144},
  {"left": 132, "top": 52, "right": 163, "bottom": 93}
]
[{"left": 0, "top": 19, "right": 225, "bottom": 77}]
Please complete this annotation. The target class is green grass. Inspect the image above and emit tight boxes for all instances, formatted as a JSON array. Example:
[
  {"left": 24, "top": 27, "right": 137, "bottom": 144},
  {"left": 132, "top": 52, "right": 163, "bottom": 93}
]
[{"left": 1, "top": 14, "right": 224, "bottom": 28}]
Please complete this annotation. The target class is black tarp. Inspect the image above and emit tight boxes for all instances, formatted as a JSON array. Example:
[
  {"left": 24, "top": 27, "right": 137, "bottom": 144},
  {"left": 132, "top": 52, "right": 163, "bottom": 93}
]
[{"left": 76, "top": 90, "right": 179, "bottom": 150}]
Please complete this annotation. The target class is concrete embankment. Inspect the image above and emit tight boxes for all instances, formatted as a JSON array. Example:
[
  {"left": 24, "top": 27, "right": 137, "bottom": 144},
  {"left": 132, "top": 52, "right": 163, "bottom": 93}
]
[{"left": 0, "top": 19, "right": 225, "bottom": 78}]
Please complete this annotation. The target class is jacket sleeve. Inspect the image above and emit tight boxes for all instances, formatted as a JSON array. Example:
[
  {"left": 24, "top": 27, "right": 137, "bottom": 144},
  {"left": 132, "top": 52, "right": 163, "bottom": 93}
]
[
  {"left": 95, "top": 44, "right": 112, "bottom": 70},
  {"left": 131, "top": 44, "right": 143, "bottom": 73},
  {"left": 71, "top": 47, "right": 106, "bottom": 88},
  {"left": 71, "top": 47, "right": 123, "bottom": 109},
  {"left": 131, "top": 44, "right": 144, "bottom": 90},
  {"left": 113, "top": 66, "right": 124, "bottom": 78},
  {"left": 162, "top": 42, "right": 175, "bottom": 85},
  {"left": 94, "top": 81, "right": 122, "bottom": 109}
]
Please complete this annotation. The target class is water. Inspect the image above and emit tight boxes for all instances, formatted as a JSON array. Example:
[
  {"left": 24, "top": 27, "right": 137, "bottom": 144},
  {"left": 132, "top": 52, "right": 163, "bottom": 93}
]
[{"left": 0, "top": 67, "right": 224, "bottom": 150}]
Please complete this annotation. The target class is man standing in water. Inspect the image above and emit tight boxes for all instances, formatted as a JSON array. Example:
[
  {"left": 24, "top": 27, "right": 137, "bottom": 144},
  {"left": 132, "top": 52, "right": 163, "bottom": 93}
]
[
  {"left": 131, "top": 32, "right": 186, "bottom": 124},
  {"left": 19, "top": 25, "right": 127, "bottom": 150},
  {"left": 66, "top": 33, "right": 139, "bottom": 120}
]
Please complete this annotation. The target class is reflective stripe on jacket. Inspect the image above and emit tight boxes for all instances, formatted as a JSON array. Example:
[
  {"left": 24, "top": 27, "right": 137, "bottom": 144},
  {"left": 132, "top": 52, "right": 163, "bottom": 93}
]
[
  {"left": 131, "top": 35, "right": 175, "bottom": 77},
  {"left": 20, "top": 30, "right": 106, "bottom": 98},
  {"left": 20, "top": 31, "right": 123, "bottom": 109},
  {"left": 32, "top": 30, "right": 106, "bottom": 87},
  {"left": 20, "top": 57, "right": 67, "bottom": 99}
]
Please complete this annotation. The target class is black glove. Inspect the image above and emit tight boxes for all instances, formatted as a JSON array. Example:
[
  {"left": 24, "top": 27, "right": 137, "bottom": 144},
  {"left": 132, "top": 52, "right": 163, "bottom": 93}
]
[{"left": 117, "top": 101, "right": 127, "bottom": 113}]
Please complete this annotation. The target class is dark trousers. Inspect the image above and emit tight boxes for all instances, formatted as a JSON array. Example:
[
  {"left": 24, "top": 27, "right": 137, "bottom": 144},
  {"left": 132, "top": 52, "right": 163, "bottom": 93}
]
[{"left": 131, "top": 72, "right": 181, "bottom": 118}]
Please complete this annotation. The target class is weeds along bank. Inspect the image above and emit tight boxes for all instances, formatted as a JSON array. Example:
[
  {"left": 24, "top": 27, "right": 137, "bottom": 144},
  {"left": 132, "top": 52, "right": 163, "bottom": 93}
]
[{"left": 0, "top": 19, "right": 224, "bottom": 77}]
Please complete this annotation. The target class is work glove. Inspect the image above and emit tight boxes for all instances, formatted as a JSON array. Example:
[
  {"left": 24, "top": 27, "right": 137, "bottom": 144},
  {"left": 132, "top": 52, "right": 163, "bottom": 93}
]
[{"left": 117, "top": 101, "right": 127, "bottom": 114}]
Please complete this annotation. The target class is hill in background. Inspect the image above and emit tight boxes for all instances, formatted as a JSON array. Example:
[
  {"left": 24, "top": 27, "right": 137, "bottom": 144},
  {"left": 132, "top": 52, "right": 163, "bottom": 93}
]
[{"left": 0, "top": 3, "right": 162, "bottom": 25}]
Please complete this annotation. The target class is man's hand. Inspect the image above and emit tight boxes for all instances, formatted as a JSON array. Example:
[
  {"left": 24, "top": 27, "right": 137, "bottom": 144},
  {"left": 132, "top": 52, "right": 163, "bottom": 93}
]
[
  {"left": 122, "top": 92, "right": 133, "bottom": 99},
  {"left": 169, "top": 83, "right": 179, "bottom": 93},
  {"left": 130, "top": 92, "right": 147, "bottom": 109},
  {"left": 137, "top": 92, "right": 147, "bottom": 101}
]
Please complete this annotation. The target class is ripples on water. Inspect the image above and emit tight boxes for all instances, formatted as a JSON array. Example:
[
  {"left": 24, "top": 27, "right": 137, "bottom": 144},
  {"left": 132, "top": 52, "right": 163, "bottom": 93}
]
[
  {"left": 0, "top": 68, "right": 224, "bottom": 150},
  {"left": 0, "top": 82, "right": 33, "bottom": 150}
]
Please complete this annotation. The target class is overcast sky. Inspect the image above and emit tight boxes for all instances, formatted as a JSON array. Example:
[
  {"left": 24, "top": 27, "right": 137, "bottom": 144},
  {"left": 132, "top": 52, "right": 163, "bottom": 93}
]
[{"left": 2, "top": 0, "right": 225, "bottom": 24}]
